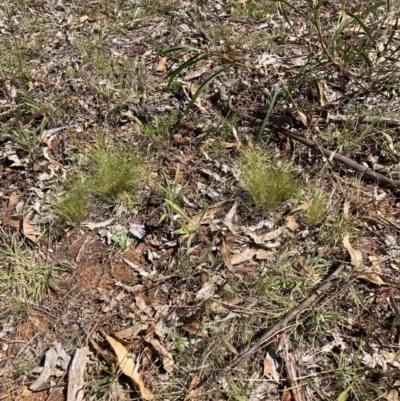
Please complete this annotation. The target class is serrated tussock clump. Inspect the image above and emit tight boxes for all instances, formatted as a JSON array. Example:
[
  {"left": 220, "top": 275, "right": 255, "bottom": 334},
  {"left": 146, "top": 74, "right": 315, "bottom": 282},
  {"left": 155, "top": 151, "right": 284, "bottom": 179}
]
[{"left": 240, "top": 148, "right": 301, "bottom": 212}]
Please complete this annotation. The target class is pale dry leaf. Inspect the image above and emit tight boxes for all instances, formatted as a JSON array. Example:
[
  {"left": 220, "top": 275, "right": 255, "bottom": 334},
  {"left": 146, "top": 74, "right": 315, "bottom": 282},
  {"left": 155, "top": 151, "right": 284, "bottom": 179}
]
[
  {"left": 115, "top": 324, "right": 148, "bottom": 340},
  {"left": 2, "top": 191, "right": 17, "bottom": 226},
  {"left": 188, "top": 207, "right": 221, "bottom": 229},
  {"left": 231, "top": 248, "right": 274, "bottom": 265},
  {"left": 285, "top": 215, "right": 299, "bottom": 231},
  {"left": 146, "top": 337, "right": 174, "bottom": 374},
  {"left": 105, "top": 335, "right": 154, "bottom": 400},
  {"left": 79, "top": 15, "right": 89, "bottom": 23},
  {"left": 155, "top": 57, "right": 166, "bottom": 72},
  {"left": 357, "top": 273, "right": 387, "bottom": 286},
  {"left": 290, "top": 203, "right": 309, "bottom": 213},
  {"left": 316, "top": 82, "right": 328, "bottom": 107},
  {"left": 343, "top": 235, "right": 363, "bottom": 269},
  {"left": 263, "top": 358, "right": 272, "bottom": 376},
  {"left": 219, "top": 238, "right": 233, "bottom": 271},
  {"left": 23, "top": 218, "right": 36, "bottom": 242},
  {"left": 195, "top": 281, "right": 214, "bottom": 301},
  {"left": 182, "top": 316, "right": 202, "bottom": 334},
  {"left": 368, "top": 255, "right": 382, "bottom": 273},
  {"left": 185, "top": 374, "right": 202, "bottom": 401},
  {"left": 343, "top": 202, "right": 350, "bottom": 220},
  {"left": 296, "top": 111, "right": 308, "bottom": 127},
  {"left": 386, "top": 389, "right": 400, "bottom": 401}
]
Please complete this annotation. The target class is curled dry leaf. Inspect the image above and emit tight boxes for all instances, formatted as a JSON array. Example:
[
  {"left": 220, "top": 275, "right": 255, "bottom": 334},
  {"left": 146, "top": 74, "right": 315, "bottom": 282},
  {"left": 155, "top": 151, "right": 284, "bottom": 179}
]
[
  {"left": 285, "top": 215, "right": 299, "bottom": 231},
  {"left": 188, "top": 207, "right": 221, "bottom": 230},
  {"left": 105, "top": 334, "right": 154, "bottom": 400},
  {"left": 2, "top": 191, "right": 18, "bottom": 226},
  {"left": 145, "top": 336, "right": 174, "bottom": 374},
  {"left": 182, "top": 316, "right": 202, "bottom": 334},
  {"left": 219, "top": 237, "right": 233, "bottom": 271},
  {"left": 23, "top": 218, "right": 37, "bottom": 242},
  {"left": 263, "top": 358, "right": 272, "bottom": 376},
  {"left": 290, "top": 203, "right": 309, "bottom": 213},
  {"left": 185, "top": 374, "right": 202, "bottom": 401},
  {"left": 316, "top": 82, "right": 328, "bottom": 107},
  {"left": 343, "top": 235, "right": 363, "bottom": 269},
  {"left": 155, "top": 57, "right": 166, "bottom": 72},
  {"left": 357, "top": 272, "right": 387, "bottom": 286},
  {"left": 231, "top": 248, "right": 275, "bottom": 265}
]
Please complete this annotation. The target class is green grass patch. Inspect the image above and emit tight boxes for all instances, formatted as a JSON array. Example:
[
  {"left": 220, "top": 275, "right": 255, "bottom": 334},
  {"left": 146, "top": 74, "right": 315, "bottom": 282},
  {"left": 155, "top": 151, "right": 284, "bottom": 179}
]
[
  {"left": 53, "top": 139, "right": 147, "bottom": 227},
  {"left": 239, "top": 148, "right": 302, "bottom": 212},
  {"left": 0, "top": 244, "right": 59, "bottom": 302}
]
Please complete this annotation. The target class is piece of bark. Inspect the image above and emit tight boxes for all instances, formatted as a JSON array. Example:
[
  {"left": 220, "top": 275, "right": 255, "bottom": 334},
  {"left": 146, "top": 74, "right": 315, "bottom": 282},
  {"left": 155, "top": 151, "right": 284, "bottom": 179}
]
[{"left": 67, "top": 347, "right": 89, "bottom": 401}]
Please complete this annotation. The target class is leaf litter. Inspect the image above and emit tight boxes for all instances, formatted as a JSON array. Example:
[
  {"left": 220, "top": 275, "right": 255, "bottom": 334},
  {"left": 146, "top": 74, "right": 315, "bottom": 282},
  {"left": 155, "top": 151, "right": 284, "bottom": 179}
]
[{"left": 1, "top": 0, "right": 400, "bottom": 400}]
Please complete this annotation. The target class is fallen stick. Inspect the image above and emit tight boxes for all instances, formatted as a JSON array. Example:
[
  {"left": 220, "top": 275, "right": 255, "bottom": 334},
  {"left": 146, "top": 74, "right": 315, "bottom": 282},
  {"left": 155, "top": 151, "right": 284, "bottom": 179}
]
[
  {"left": 228, "top": 105, "right": 400, "bottom": 188},
  {"left": 273, "top": 125, "right": 400, "bottom": 188},
  {"left": 232, "top": 263, "right": 346, "bottom": 369}
]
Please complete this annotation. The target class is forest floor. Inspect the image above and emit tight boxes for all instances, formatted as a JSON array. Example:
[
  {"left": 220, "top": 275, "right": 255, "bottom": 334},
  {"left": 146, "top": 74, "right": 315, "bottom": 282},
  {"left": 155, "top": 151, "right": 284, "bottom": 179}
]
[{"left": 1, "top": 0, "right": 400, "bottom": 400}]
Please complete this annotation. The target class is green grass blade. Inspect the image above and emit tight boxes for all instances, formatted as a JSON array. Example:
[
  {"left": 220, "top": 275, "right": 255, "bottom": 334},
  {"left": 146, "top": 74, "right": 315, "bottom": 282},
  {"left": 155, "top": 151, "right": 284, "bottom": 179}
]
[
  {"left": 256, "top": 81, "right": 281, "bottom": 142},
  {"left": 164, "top": 199, "right": 191, "bottom": 222},
  {"left": 184, "top": 65, "right": 231, "bottom": 113},
  {"left": 346, "top": 12, "right": 372, "bottom": 40},
  {"left": 166, "top": 53, "right": 211, "bottom": 88},
  {"left": 162, "top": 45, "right": 204, "bottom": 54}
]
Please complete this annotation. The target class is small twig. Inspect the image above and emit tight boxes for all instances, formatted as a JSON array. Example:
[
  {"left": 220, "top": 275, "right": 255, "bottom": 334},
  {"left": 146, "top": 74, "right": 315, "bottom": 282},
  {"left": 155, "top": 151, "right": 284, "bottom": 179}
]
[
  {"left": 232, "top": 263, "right": 346, "bottom": 369},
  {"left": 43, "top": 369, "right": 68, "bottom": 401},
  {"left": 280, "top": 333, "right": 306, "bottom": 401}
]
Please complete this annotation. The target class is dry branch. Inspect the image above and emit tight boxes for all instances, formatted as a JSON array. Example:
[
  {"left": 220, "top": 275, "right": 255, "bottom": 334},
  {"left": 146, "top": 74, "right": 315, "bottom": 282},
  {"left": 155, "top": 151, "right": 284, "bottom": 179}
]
[
  {"left": 232, "top": 263, "right": 346, "bottom": 369},
  {"left": 229, "top": 104, "right": 400, "bottom": 188}
]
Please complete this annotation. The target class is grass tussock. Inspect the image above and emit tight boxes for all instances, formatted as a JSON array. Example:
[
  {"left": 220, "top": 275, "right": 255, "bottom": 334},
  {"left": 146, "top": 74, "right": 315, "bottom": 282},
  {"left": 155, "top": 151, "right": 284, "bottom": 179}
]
[
  {"left": 0, "top": 244, "right": 59, "bottom": 302},
  {"left": 53, "top": 139, "right": 147, "bottom": 227},
  {"left": 240, "top": 148, "right": 302, "bottom": 212},
  {"left": 307, "top": 189, "right": 328, "bottom": 226}
]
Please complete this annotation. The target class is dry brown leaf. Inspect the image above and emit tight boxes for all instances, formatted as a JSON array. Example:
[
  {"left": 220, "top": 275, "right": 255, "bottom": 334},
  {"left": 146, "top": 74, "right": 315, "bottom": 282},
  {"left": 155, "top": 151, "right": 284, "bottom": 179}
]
[
  {"left": 316, "top": 82, "right": 328, "bottom": 107},
  {"left": 357, "top": 273, "right": 387, "bottom": 286},
  {"left": 2, "top": 191, "right": 17, "bottom": 226},
  {"left": 115, "top": 324, "right": 148, "bottom": 340},
  {"left": 293, "top": 258, "right": 311, "bottom": 277},
  {"left": 343, "top": 235, "right": 363, "bottom": 269},
  {"left": 173, "top": 134, "right": 183, "bottom": 143},
  {"left": 219, "top": 238, "right": 233, "bottom": 271},
  {"left": 182, "top": 316, "right": 202, "bottom": 334},
  {"left": 343, "top": 202, "right": 350, "bottom": 220},
  {"left": 296, "top": 111, "right": 308, "bottom": 127},
  {"left": 238, "top": 265, "right": 257, "bottom": 274},
  {"left": 231, "top": 248, "right": 274, "bottom": 265},
  {"left": 223, "top": 141, "right": 241, "bottom": 149},
  {"left": 290, "top": 203, "right": 309, "bottom": 213},
  {"left": 188, "top": 207, "right": 221, "bottom": 229},
  {"left": 185, "top": 374, "right": 202, "bottom": 401},
  {"left": 146, "top": 337, "right": 174, "bottom": 374},
  {"left": 105, "top": 334, "right": 154, "bottom": 400},
  {"left": 285, "top": 215, "right": 299, "bottom": 231},
  {"left": 281, "top": 389, "right": 292, "bottom": 401},
  {"left": 259, "top": 226, "right": 285, "bottom": 241},
  {"left": 23, "top": 218, "right": 36, "bottom": 242},
  {"left": 386, "top": 389, "right": 400, "bottom": 401},
  {"left": 263, "top": 358, "right": 272, "bottom": 376},
  {"left": 155, "top": 57, "right": 166, "bottom": 72}
]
